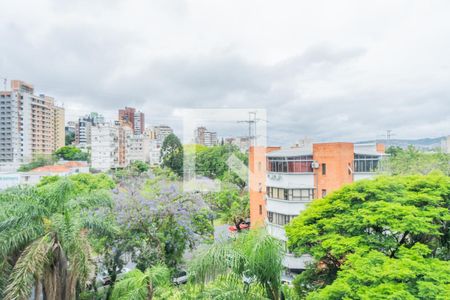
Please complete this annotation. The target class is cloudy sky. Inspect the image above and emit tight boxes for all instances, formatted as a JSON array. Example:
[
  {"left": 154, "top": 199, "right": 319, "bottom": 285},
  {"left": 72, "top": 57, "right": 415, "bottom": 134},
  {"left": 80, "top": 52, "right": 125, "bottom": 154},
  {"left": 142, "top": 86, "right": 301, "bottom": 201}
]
[{"left": 1, "top": 0, "right": 449, "bottom": 145}]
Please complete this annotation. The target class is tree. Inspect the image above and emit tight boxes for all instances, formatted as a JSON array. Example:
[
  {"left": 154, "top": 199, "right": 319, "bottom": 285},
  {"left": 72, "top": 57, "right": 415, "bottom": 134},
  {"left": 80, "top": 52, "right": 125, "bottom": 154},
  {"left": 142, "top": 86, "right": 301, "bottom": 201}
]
[
  {"left": 54, "top": 146, "right": 89, "bottom": 161},
  {"left": 37, "top": 173, "right": 115, "bottom": 192},
  {"left": 382, "top": 145, "right": 449, "bottom": 175},
  {"left": 111, "top": 265, "right": 172, "bottom": 300},
  {"left": 111, "top": 172, "right": 213, "bottom": 271},
  {"left": 285, "top": 173, "right": 450, "bottom": 297},
  {"left": 306, "top": 244, "right": 449, "bottom": 300},
  {"left": 160, "top": 133, "right": 184, "bottom": 177},
  {"left": 195, "top": 144, "right": 248, "bottom": 183},
  {"left": 17, "top": 155, "right": 56, "bottom": 172},
  {"left": 65, "top": 131, "right": 75, "bottom": 146},
  {"left": 131, "top": 160, "right": 150, "bottom": 174},
  {"left": 208, "top": 188, "right": 249, "bottom": 231},
  {"left": 0, "top": 176, "right": 114, "bottom": 299},
  {"left": 190, "top": 230, "right": 284, "bottom": 300}
]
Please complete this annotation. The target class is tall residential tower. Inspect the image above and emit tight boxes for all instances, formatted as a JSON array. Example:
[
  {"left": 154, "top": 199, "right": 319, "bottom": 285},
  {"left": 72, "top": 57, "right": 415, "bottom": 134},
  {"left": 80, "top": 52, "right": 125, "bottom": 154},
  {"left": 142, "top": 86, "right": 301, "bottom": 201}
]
[{"left": 0, "top": 80, "right": 65, "bottom": 166}]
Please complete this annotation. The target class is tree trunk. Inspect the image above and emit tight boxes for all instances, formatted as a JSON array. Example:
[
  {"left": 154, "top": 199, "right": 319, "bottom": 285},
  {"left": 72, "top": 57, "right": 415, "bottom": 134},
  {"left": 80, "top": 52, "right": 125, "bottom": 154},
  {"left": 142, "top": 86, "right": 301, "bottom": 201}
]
[
  {"left": 34, "top": 279, "right": 42, "bottom": 300},
  {"left": 147, "top": 281, "right": 154, "bottom": 300},
  {"left": 43, "top": 240, "right": 70, "bottom": 300}
]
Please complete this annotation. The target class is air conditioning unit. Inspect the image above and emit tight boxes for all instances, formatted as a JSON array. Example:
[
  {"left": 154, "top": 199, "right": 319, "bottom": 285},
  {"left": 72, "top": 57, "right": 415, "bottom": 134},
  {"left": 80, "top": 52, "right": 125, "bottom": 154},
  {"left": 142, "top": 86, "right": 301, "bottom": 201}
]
[{"left": 311, "top": 161, "right": 320, "bottom": 169}]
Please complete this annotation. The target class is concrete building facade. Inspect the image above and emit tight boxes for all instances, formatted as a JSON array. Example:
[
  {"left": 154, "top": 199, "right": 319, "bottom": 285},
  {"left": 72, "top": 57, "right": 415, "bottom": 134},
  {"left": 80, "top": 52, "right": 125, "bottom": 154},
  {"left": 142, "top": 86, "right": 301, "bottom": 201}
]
[
  {"left": 0, "top": 80, "right": 64, "bottom": 166},
  {"left": 91, "top": 123, "right": 119, "bottom": 171},
  {"left": 194, "top": 126, "right": 218, "bottom": 147},
  {"left": 249, "top": 142, "right": 385, "bottom": 271},
  {"left": 118, "top": 107, "right": 145, "bottom": 135}
]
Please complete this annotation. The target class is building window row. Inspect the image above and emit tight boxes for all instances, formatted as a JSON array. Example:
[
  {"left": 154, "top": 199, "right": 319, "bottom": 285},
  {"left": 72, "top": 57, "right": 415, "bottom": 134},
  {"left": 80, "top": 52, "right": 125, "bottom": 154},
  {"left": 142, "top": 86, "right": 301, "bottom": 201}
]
[
  {"left": 353, "top": 154, "right": 380, "bottom": 173},
  {"left": 266, "top": 187, "right": 314, "bottom": 201},
  {"left": 267, "top": 155, "right": 313, "bottom": 173},
  {"left": 267, "top": 211, "right": 297, "bottom": 226}
]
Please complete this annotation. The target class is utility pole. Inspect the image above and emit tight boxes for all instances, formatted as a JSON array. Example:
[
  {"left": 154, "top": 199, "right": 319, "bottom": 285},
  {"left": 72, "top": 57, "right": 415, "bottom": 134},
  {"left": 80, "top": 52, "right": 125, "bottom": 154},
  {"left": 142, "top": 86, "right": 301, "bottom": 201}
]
[{"left": 238, "top": 111, "right": 257, "bottom": 148}]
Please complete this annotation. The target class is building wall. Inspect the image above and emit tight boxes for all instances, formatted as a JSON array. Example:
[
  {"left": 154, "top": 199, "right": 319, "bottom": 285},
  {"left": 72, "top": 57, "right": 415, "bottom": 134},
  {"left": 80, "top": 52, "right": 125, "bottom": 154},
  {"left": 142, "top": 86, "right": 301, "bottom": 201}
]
[
  {"left": 91, "top": 124, "right": 119, "bottom": 171},
  {"left": 1, "top": 81, "right": 64, "bottom": 164},
  {"left": 53, "top": 106, "right": 65, "bottom": 150},
  {"left": 313, "top": 143, "right": 354, "bottom": 198},
  {"left": 249, "top": 146, "right": 280, "bottom": 226}
]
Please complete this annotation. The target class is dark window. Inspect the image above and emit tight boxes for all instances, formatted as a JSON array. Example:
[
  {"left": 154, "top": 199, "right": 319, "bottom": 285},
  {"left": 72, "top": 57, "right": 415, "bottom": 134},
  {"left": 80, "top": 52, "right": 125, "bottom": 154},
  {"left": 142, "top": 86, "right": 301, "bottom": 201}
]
[
  {"left": 322, "top": 189, "right": 327, "bottom": 197},
  {"left": 322, "top": 163, "right": 326, "bottom": 175},
  {"left": 259, "top": 205, "right": 262, "bottom": 215}
]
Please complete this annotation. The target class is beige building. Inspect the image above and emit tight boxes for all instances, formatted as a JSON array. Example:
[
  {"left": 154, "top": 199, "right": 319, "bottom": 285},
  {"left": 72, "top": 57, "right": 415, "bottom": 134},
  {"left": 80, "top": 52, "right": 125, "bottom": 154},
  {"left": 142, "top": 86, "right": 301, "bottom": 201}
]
[
  {"left": 0, "top": 80, "right": 65, "bottom": 165},
  {"left": 53, "top": 105, "right": 65, "bottom": 150}
]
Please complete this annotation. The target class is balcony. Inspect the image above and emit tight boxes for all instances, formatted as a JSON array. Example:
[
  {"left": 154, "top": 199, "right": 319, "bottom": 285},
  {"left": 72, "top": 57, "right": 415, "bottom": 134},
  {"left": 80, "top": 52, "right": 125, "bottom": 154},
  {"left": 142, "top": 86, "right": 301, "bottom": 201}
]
[
  {"left": 267, "top": 172, "right": 314, "bottom": 189},
  {"left": 266, "top": 197, "right": 311, "bottom": 216},
  {"left": 282, "top": 253, "right": 313, "bottom": 270},
  {"left": 266, "top": 222, "right": 287, "bottom": 241}
]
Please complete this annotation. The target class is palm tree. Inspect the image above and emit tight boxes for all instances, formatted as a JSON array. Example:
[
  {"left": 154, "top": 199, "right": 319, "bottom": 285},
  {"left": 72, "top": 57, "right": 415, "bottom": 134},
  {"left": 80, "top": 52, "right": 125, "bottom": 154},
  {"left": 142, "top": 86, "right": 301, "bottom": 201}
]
[
  {"left": 0, "top": 178, "right": 113, "bottom": 300},
  {"left": 111, "top": 264, "right": 172, "bottom": 300},
  {"left": 189, "top": 230, "right": 284, "bottom": 300}
]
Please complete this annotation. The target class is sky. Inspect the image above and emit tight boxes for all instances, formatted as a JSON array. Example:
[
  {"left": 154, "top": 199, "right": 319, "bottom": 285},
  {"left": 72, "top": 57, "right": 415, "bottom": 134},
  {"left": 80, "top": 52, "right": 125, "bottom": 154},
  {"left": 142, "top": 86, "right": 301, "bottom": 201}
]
[{"left": 1, "top": 0, "right": 449, "bottom": 146}]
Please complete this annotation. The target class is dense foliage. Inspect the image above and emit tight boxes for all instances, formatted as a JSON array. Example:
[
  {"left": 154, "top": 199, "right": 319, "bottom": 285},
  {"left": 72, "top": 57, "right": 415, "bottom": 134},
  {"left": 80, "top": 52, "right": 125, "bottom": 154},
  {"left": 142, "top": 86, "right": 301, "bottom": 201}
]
[
  {"left": 383, "top": 145, "right": 449, "bottom": 175},
  {"left": 161, "top": 134, "right": 184, "bottom": 177},
  {"left": 17, "top": 155, "right": 56, "bottom": 172},
  {"left": 285, "top": 173, "right": 450, "bottom": 298},
  {"left": 65, "top": 131, "right": 75, "bottom": 146},
  {"left": 195, "top": 144, "right": 248, "bottom": 189},
  {"left": 54, "top": 146, "right": 90, "bottom": 161},
  {"left": 206, "top": 187, "right": 250, "bottom": 231},
  {"left": 190, "top": 230, "right": 288, "bottom": 300},
  {"left": 0, "top": 174, "right": 114, "bottom": 300}
]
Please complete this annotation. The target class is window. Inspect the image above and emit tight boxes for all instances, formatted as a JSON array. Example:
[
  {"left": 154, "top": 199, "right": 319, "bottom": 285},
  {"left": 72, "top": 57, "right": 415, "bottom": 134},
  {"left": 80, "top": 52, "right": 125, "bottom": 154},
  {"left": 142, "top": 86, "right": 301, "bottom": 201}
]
[
  {"left": 266, "top": 187, "right": 314, "bottom": 201},
  {"left": 267, "top": 155, "right": 313, "bottom": 173},
  {"left": 322, "top": 163, "right": 326, "bottom": 175},
  {"left": 353, "top": 154, "right": 381, "bottom": 172},
  {"left": 259, "top": 205, "right": 262, "bottom": 215},
  {"left": 322, "top": 189, "right": 327, "bottom": 197},
  {"left": 267, "top": 211, "right": 297, "bottom": 226}
]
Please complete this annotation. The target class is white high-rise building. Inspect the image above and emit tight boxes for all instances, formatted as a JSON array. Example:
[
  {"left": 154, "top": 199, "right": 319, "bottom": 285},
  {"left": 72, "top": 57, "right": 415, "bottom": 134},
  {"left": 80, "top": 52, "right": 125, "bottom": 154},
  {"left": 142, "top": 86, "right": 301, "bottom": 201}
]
[
  {"left": 148, "top": 139, "right": 161, "bottom": 166},
  {"left": 127, "top": 134, "right": 147, "bottom": 163},
  {"left": 91, "top": 124, "right": 119, "bottom": 171}
]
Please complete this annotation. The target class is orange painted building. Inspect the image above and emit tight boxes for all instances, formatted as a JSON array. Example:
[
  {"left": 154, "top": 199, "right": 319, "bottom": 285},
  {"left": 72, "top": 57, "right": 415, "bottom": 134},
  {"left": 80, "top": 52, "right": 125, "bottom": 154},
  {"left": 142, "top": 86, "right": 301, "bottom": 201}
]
[
  {"left": 249, "top": 142, "right": 385, "bottom": 270},
  {"left": 249, "top": 146, "right": 280, "bottom": 226}
]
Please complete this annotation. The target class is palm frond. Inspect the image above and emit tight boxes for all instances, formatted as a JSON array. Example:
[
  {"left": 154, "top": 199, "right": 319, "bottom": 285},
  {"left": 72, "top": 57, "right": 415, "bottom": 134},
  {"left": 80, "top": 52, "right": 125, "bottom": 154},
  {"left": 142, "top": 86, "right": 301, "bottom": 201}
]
[
  {"left": 3, "top": 235, "right": 51, "bottom": 300},
  {"left": 189, "top": 240, "right": 246, "bottom": 285}
]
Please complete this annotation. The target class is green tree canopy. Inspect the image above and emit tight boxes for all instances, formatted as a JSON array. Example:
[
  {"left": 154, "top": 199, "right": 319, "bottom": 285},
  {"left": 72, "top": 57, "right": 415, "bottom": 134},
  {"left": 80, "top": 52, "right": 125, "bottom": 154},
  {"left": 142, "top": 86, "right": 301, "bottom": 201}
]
[
  {"left": 306, "top": 244, "right": 449, "bottom": 300},
  {"left": 285, "top": 173, "right": 450, "bottom": 298},
  {"left": 160, "top": 133, "right": 184, "bottom": 177},
  {"left": 382, "top": 145, "right": 449, "bottom": 175},
  {"left": 54, "top": 146, "right": 89, "bottom": 161},
  {"left": 65, "top": 131, "right": 75, "bottom": 146},
  {"left": 17, "top": 155, "right": 56, "bottom": 172}
]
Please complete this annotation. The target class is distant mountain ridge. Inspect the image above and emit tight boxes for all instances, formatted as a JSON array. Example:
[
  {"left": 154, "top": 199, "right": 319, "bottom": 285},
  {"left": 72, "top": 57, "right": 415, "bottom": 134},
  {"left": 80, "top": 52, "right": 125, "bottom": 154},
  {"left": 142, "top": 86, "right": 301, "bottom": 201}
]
[{"left": 357, "top": 136, "right": 447, "bottom": 150}]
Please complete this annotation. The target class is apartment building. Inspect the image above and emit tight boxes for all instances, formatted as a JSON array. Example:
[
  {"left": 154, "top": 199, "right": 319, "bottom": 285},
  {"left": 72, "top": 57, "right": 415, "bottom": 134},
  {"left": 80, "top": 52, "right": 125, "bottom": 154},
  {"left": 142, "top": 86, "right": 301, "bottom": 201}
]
[
  {"left": 75, "top": 112, "right": 104, "bottom": 148},
  {"left": 154, "top": 125, "right": 173, "bottom": 143},
  {"left": 54, "top": 106, "right": 65, "bottom": 150},
  {"left": 148, "top": 139, "right": 161, "bottom": 165},
  {"left": 118, "top": 107, "right": 145, "bottom": 135},
  {"left": 249, "top": 142, "right": 385, "bottom": 271},
  {"left": 0, "top": 80, "right": 64, "bottom": 165},
  {"left": 127, "top": 134, "right": 147, "bottom": 163},
  {"left": 194, "top": 126, "right": 218, "bottom": 147},
  {"left": 91, "top": 123, "right": 119, "bottom": 171}
]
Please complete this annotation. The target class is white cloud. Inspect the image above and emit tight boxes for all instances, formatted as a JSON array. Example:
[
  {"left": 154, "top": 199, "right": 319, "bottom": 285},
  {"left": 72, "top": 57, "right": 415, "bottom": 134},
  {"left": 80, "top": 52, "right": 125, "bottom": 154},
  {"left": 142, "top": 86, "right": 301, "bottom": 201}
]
[{"left": 1, "top": 0, "right": 449, "bottom": 145}]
